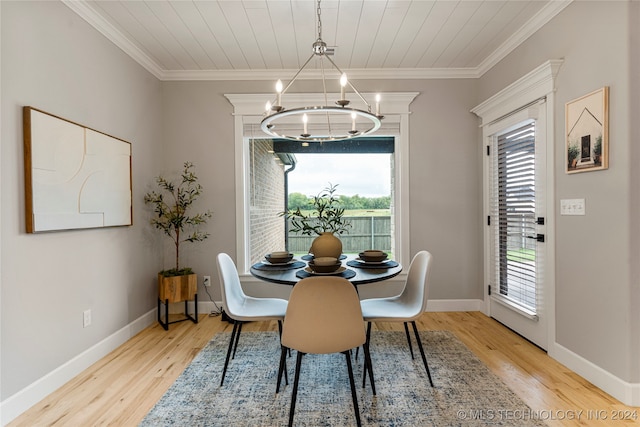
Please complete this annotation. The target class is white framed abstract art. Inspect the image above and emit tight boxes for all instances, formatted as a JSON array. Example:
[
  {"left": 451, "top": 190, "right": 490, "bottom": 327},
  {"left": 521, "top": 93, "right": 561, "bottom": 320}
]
[{"left": 23, "top": 107, "right": 132, "bottom": 233}]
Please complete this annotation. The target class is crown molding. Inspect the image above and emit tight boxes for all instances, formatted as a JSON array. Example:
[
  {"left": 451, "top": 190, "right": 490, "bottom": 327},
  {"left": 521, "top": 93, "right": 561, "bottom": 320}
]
[
  {"left": 62, "top": 0, "right": 164, "bottom": 79},
  {"left": 476, "top": 0, "right": 573, "bottom": 76},
  {"left": 160, "top": 67, "right": 478, "bottom": 81},
  {"left": 65, "top": 0, "right": 572, "bottom": 82}
]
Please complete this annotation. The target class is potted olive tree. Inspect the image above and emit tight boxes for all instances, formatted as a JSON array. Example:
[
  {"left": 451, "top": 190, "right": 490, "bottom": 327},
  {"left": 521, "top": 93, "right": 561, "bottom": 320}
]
[
  {"left": 280, "top": 183, "right": 350, "bottom": 258},
  {"left": 144, "top": 162, "right": 212, "bottom": 327}
]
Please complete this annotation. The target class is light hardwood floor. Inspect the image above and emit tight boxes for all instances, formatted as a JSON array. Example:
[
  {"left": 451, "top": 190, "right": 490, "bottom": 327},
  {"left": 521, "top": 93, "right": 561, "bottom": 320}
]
[{"left": 8, "top": 312, "right": 639, "bottom": 426}]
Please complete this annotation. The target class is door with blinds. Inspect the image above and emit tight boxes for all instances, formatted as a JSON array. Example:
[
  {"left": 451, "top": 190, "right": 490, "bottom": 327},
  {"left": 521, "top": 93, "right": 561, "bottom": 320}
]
[{"left": 486, "top": 105, "right": 547, "bottom": 350}]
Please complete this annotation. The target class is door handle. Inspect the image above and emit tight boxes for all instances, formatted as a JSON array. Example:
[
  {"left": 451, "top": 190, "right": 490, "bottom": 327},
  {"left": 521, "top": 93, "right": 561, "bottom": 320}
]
[{"left": 527, "top": 234, "right": 545, "bottom": 243}]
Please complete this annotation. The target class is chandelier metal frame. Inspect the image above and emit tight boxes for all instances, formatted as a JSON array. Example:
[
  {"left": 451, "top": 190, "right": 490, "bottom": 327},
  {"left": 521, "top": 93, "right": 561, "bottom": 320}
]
[{"left": 260, "top": 0, "right": 383, "bottom": 143}]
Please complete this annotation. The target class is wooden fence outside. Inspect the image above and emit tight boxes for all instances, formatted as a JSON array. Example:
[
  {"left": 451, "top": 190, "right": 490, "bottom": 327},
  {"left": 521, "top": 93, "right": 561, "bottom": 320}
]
[{"left": 286, "top": 216, "right": 391, "bottom": 253}]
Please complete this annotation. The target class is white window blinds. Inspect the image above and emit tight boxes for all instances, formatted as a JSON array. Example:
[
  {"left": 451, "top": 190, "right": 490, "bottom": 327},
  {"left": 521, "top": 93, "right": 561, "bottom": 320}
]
[{"left": 491, "top": 120, "right": 537, "bottom": 312}]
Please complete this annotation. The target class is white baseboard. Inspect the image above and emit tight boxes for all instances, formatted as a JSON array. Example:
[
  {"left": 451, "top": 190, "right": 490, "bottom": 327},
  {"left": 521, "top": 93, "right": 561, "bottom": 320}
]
[
  {"left": 549, "top": 342, "right": 640, "bottom": 407},
  {"left": 197, "top": 300, "right": 224, "bottom": 315},
  {"left": 0, "top": 310, "right": 156, "bottom": 426},
  {"left": 426, "top": 299, "right": 485, "bottom": 312},
  {"left": 194, "top": 299, "right": 486, "bottom": 317}
]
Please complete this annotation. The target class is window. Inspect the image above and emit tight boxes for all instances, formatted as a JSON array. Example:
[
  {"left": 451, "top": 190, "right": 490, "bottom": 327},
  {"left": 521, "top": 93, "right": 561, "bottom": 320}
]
[
  {"left": 226, "top": 92, "right": 417, "bottom": 272},
  {"left": 491, "top": 120, "right": 537, "bottom": 312},
  {"left": 264, "top": 140, "right": 396, "bottom": 263}
]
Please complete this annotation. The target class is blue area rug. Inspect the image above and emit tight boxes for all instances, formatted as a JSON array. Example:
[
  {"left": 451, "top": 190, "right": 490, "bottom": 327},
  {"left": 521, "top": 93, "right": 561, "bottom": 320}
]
[{"left": 140, "top": 331, "right": 546, "bottom": 426}]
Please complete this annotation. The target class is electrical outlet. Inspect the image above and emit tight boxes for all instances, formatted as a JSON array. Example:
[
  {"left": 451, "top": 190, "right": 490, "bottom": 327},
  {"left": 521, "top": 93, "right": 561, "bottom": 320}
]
[
  {"left": 83, "top": 309, "right": 92, "bottom": 328},
  {"left": 203, "top": 276, "right": 211, "bottom": 287}
]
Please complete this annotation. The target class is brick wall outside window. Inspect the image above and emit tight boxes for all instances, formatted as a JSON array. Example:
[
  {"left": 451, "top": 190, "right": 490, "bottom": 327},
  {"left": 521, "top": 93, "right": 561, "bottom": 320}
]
[{"left": 249, "top": 139, "right": 286, "bottom": 265}]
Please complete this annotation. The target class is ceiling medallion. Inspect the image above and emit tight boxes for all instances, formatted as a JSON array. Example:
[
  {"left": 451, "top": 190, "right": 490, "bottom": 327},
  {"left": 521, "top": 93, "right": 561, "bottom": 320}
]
[{"left": 260, "top": 0, "right": 383, "bottom": 143}]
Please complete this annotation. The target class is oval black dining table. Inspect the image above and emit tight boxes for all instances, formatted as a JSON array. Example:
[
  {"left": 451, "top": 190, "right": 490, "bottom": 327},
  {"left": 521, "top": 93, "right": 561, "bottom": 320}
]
[{"left": 250, "top": 254, "right": 402, "bottom": 286}]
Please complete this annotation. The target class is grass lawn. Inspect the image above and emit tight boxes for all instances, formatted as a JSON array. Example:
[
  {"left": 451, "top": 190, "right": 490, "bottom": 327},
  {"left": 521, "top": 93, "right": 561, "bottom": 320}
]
[
  {"left": 345, "top": 209, "right": 390, "bottom": 216},
  {"left": 291, "top": 209, "right": 390, "bottom": 217},
  {"left": 507, "top": 248, "right": 535, "bottom": 261}
]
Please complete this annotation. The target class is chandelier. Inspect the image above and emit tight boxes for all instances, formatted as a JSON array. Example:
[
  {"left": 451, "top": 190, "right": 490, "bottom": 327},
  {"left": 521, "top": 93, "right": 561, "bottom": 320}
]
[{"left": 260, "top": 0, "right": 383, "bottom": 143}]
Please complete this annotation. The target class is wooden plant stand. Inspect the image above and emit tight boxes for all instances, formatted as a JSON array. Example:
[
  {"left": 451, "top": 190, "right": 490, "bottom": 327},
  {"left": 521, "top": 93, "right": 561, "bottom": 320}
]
[{"left": 157, "top": 273, "right": 198, "bottom": 330}]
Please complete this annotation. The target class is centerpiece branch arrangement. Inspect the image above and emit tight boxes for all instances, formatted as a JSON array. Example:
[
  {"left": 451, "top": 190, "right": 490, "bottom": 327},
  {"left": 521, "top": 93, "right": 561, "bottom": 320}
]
[
  {"left": 280, "top": 183, "right": 350, "bottom": 258},
  {"left": 144, "top": 161, "right": 213, "bottom": 276},
  {"left": 281, "top": 183, "right": 351, "bottom": 236}
]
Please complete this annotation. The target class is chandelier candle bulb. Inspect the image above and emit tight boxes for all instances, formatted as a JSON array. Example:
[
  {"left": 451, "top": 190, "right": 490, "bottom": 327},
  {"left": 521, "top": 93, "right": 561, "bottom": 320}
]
[
  {"left": 340, "top": 73, "right": 347, "bottom": 101},
  {"left": 259, "top": 0, "right": 382, "bottom": 142},
  {"left": 376, "top": 94, "right": 381, "bottom": 116},
  {"left": 275, "top": 79, "right": 283, "bottom": 107},
  {"left": 303, "top": 113, "right": 308, "bottom": 135}
]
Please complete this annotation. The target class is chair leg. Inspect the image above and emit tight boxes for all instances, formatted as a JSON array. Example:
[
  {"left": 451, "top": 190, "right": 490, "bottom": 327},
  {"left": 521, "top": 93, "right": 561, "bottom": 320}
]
[
  {"left": 288, "top": 352, "right": 305, "bottom": 427},
  {"left": 362, "top": 322, "right": 375, "bottom": 393},
  {"left": 411, "top": 321, "right": 434, "bottom": 387},
  {"left": 276, "top": 346, "right": 288, "bottom": 393},
  {"left": 362, "top": 339, "right": 376, "bottom": 396},
  {"left": 276, "top": 347, "right": 290, "bottom": 393},
  {"left": 344, "top": 351, "right": 362, "bottom": 427},
  {"left": 276, "top": 321, "right": 289, "bottom": 386},
  {"left": 404, "top": 322, "right": 415, "bottom": 359},
  {"left": 232, "top": 322, "right": 243, "bottom": 359},
  {"left": 220, "top": 321, "right": 239, "bottom": 386},
  {"left": 277, "top": 320, "right": 291, "bottom": 358},
  {"left": 362, "top": 322, "right": 370, "bottom": 388}
]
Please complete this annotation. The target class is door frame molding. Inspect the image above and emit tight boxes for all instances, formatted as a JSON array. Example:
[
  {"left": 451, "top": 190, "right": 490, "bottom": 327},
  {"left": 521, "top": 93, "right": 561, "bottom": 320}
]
[{"left": 472, "top": 60, "right": 562, "bottom": 350}]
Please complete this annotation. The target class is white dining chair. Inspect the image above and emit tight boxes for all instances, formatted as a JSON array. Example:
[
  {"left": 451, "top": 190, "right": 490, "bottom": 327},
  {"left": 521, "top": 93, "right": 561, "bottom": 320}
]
[
  {"left": 216, "top": 252, "right": 289, "bottom": 386},
  {"left": 360, "top": 250, "right": 435, "bottom": 387}
]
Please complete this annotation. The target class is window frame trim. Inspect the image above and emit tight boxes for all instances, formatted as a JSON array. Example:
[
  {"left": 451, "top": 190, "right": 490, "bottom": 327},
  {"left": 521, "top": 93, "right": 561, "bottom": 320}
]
[
  {"left": 472, "top": 59, "right": 560, "bottom": 349},
  {"left": 226, "top": 92, "right": 418, "bottom": 273}
]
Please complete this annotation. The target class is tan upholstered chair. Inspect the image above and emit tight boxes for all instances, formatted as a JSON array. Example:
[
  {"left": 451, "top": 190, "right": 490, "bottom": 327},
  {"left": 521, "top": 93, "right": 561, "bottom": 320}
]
[
  {"left": 360, "top": 250, "right": 435, "bottom": 387},
  {"left": 278, "top": 276, "right": 366, "bottom": 427},
  {"left": 216, "top": 252, "right": 289, "bottom": 386}
]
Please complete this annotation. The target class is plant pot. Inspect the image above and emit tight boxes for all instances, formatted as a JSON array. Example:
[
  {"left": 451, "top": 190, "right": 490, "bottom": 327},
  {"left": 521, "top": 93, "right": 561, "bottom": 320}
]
[
  {"left": 310, "top": 232, "right": 342, "bottom": 259},
  {"left": 158, "top": 273, "right": 197, "bottom": 303}
]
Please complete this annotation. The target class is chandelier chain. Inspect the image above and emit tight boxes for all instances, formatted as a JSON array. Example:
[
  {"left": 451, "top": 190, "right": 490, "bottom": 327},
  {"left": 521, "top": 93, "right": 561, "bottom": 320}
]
[
  {"left": 260, "top": 0, "right": 382, "bottom": 142},
  {"left": 316, "top": 0, "right": 322, "bottom": 41},
  {"left": 317, "top": 0, "right": 331, "bottom": 135},
  {"left": 319, "top": 57, "right": 333, "bottom": 135}
]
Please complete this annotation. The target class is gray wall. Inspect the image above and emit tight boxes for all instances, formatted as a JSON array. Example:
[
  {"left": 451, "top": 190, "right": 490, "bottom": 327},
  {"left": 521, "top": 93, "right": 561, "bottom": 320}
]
[
  {"left": 1, "top": 1, "right": 163, "bottom": 399},
  {"left": 161, "top": 78, "right": 482, "bottom": 301},
  {"left": 479, "top": 1, "right": 639, "bottom": 383},
  {"left": 630, "top": 0, "right": 640, "bottom": 386}
]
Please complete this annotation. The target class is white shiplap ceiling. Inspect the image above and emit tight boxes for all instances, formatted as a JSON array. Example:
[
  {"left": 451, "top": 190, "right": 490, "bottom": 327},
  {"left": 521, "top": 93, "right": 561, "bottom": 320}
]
[{"left": 64, "top": 0, "right": 572, "bottom": 81}]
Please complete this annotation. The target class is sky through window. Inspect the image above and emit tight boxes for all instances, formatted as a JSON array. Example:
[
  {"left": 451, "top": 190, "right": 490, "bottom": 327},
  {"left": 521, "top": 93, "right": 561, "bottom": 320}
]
[{"left": 287, "top": 153, "right": 391, "bottom": 198}]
